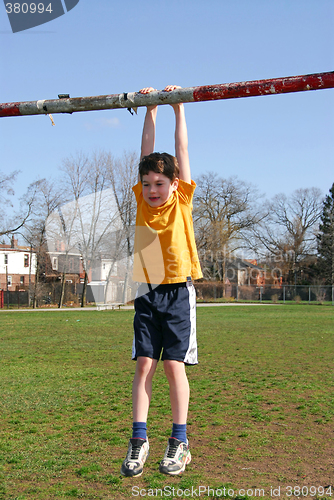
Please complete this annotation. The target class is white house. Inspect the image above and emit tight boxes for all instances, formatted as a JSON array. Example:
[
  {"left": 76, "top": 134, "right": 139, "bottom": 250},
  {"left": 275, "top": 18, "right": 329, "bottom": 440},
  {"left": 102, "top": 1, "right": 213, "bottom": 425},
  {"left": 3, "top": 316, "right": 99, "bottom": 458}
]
[{"left": 0, "top": 237, "right": 37, "bottom": 291}]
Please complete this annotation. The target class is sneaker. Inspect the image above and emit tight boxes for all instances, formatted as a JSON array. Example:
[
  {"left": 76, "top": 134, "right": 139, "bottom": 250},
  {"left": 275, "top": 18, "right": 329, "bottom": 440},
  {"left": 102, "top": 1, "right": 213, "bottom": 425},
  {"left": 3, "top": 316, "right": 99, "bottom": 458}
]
[
  {"left": 159, "top": 438, "right": 191, "bottom": 475},
  {"left": 120, "top": 438, "right": 149, "bottom": 477}
]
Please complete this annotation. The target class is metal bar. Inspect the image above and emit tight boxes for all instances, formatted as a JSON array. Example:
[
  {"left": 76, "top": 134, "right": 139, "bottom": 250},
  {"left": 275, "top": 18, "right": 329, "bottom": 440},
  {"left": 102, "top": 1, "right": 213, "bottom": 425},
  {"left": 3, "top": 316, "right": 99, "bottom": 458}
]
[{"left": 1, "top": 71, "right": 333, "bottom": 118}]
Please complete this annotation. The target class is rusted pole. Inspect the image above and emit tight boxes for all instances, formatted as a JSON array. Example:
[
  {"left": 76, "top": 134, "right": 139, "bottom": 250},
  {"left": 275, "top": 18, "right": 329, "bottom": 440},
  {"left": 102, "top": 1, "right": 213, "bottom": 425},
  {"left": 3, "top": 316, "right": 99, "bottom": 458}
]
[{"left": 1, "top": 71, "right": 333, "bottom": 118}]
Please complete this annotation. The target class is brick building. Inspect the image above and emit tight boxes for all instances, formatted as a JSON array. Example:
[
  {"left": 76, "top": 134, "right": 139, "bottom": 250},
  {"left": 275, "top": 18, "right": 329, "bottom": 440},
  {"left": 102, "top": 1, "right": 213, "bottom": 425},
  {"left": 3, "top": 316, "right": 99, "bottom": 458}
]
[{"left": 0, "top": 237, "right": 37, "bottom": 291}]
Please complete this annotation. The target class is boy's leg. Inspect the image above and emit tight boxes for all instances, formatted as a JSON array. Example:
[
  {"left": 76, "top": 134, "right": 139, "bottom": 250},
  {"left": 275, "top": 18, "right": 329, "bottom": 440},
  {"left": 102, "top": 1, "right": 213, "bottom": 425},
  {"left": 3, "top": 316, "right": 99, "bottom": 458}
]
[
  {"left": 159, "top": 360, "right": 191, "bottom": 475},
  {"left": 132, "top": 356, "right": 158, "bottom": 423},
  {"left": 121, "top": 356, "right": 157, "bottom": 477},
  {"left": 163, "top": 360, "right": 189, "bottom": 425}
]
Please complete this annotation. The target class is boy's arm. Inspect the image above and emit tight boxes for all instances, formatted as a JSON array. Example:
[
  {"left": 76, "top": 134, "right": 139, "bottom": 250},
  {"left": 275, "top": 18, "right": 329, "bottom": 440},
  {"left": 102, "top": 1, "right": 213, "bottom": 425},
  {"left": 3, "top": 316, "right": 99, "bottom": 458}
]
[
  {"left": 165, "top": 85, "right": 191, "bottom": 184},
  {"left": 140, "top": 88, "right": 158, "bottom": 160}
]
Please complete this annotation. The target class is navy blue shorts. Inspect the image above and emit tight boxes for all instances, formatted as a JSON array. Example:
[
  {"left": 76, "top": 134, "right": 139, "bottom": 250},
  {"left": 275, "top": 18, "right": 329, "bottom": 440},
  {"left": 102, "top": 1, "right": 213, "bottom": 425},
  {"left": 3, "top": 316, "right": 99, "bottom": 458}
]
[{"left": 132, "top": 281, "right": 198, "bottom": 365}]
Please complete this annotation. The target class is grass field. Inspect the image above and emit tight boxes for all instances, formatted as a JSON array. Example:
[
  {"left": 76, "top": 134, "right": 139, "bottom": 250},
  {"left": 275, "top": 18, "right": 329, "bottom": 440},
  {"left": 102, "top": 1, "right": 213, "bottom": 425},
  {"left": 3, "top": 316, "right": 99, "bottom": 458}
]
[{"left": 0, "top": 305, "right": 333, "bottom": 500}]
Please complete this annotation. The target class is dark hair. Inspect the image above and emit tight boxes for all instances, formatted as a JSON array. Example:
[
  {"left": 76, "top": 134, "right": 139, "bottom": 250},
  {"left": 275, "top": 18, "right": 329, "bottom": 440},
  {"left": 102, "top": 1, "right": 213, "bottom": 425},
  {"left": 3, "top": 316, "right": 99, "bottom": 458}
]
[{"left": 139, "top": 152, "right": 179, "bottom": 182}]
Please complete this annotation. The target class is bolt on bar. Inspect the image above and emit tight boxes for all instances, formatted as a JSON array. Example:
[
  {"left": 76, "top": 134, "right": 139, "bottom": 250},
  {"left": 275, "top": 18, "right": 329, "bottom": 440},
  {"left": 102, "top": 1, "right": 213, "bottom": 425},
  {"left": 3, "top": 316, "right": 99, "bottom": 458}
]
[{"left": 0, "top": 71, "right": 333, "bottom": 118}]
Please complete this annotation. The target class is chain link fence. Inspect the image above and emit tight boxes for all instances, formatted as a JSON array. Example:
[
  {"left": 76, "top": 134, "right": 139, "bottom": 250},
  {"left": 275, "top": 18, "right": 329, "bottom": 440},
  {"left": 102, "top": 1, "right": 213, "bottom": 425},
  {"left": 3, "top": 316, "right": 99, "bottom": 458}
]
[
  {"left": 0, "top": 283, "right": 78, "bottom": 309},
  {"left": 194, "top": 283, "right": 334, "bottom": 305}
]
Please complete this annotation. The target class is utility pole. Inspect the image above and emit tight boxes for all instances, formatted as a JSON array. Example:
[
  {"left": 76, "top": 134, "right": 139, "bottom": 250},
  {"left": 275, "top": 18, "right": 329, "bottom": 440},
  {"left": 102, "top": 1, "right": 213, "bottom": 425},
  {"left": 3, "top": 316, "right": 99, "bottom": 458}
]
[{"left": 0, "top": 71, "right": 333, "bottom": 118}]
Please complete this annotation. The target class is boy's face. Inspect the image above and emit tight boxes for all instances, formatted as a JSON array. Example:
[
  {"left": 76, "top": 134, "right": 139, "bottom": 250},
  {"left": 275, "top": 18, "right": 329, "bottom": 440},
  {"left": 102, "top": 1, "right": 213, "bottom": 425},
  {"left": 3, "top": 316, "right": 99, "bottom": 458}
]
[{"left": 141, "top": 171, "right": 179, "bottom": 207}]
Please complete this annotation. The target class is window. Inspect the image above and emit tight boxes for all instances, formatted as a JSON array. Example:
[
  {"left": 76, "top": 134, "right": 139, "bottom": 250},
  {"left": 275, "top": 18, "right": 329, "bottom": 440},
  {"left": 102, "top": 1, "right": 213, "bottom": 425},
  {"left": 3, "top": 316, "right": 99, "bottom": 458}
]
[
  {"left": 24, "top": 254, "right": 29, "bottom": 267},
  {"left": 52, "top": 257, "right": 58, "bottom": 271},
  {"left": 7, "top": 275, "right": 12, "bottom": 286},
  {"left": 20, "top": 276, "right": 25, "bottom": 285},
  {"left": 4, "top": 254, "right": 8, "bottom": 265}
]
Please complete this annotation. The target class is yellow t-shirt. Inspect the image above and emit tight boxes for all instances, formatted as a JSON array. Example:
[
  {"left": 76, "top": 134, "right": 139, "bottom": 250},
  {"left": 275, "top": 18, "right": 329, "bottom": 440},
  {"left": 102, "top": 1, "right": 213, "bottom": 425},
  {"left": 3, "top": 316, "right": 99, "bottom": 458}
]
[{"left": 132, "top": 179, "right": 203, "bottom": 284}]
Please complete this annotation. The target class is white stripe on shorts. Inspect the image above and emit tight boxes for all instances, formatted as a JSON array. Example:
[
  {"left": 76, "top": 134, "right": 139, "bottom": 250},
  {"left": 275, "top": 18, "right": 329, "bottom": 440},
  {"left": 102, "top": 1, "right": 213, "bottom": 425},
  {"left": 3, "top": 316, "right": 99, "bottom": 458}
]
[{"left": 183, "top": 283, "right": 198, "bottom": 365}]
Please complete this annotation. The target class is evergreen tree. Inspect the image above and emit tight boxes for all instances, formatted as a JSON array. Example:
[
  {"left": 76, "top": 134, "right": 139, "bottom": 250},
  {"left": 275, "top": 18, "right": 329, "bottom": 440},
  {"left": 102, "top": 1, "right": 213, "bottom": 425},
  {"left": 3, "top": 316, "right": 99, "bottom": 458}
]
[{"left": 317, "top": 183, "right": 334, "bottom": 285}]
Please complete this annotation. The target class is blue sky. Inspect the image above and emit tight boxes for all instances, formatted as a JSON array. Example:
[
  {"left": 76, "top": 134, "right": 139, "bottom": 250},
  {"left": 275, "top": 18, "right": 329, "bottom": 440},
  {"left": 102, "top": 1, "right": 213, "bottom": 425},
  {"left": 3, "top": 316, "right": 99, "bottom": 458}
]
[{"left": 1, "top": 0, "right": 333, "bottom": 209}]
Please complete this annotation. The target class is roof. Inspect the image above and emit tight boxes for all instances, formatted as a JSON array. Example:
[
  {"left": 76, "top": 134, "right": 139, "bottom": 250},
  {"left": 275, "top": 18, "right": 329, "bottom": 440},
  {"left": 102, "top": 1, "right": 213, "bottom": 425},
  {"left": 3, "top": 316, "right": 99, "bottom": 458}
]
[
  {"left": 0, "top": 245, "right": 32, "bottom": 252},
  {"left": 227, "top": 257, "right": 264, "bottom": 271}
]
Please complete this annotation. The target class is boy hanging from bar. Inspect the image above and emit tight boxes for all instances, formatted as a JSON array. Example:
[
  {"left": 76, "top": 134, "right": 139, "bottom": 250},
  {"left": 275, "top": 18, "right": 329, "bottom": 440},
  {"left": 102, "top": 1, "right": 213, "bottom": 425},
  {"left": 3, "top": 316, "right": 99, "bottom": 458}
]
[{"left": 121, "top": 85, "right": 203, "bottom": 477}]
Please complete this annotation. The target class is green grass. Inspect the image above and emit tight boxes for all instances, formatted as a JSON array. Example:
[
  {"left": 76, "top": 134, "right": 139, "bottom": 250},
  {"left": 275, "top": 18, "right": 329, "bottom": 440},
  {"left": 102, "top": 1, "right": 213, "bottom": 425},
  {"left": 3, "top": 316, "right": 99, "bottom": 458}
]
[{"left": 0, "top": 306, "right": 333, "bottom": 499}]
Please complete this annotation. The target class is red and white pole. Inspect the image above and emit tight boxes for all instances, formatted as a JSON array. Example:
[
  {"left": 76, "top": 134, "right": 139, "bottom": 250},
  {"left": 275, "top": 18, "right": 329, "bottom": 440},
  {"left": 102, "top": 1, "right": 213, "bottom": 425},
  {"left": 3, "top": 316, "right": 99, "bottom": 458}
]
[{"left": 0, "top": 71, "right": 333, "bottom": 118}]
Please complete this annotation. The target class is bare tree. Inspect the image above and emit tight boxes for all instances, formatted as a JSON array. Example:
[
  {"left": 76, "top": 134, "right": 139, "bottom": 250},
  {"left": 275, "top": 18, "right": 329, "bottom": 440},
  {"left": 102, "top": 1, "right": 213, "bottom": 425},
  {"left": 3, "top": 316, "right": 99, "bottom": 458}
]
[
  {"left": 0, "top": 170, "right": 18, "bottom": 204},
  {"left": 250, "top": 187, "right": 324, "bottom": 284},
  {"left": 22, "top": 179, "right": 64, "bottom": 307},
  {"left": 0, "top": 170, "right": 36, "bottom": 238},
  {"left": 193, "top": 172, "right": 263, "bottom": 280},
  {"left": 58, "top": 152, "right": 124, "bottom": 307},
  {"left": 105, "top": 151, "right": 138, "bottom": 303}
]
